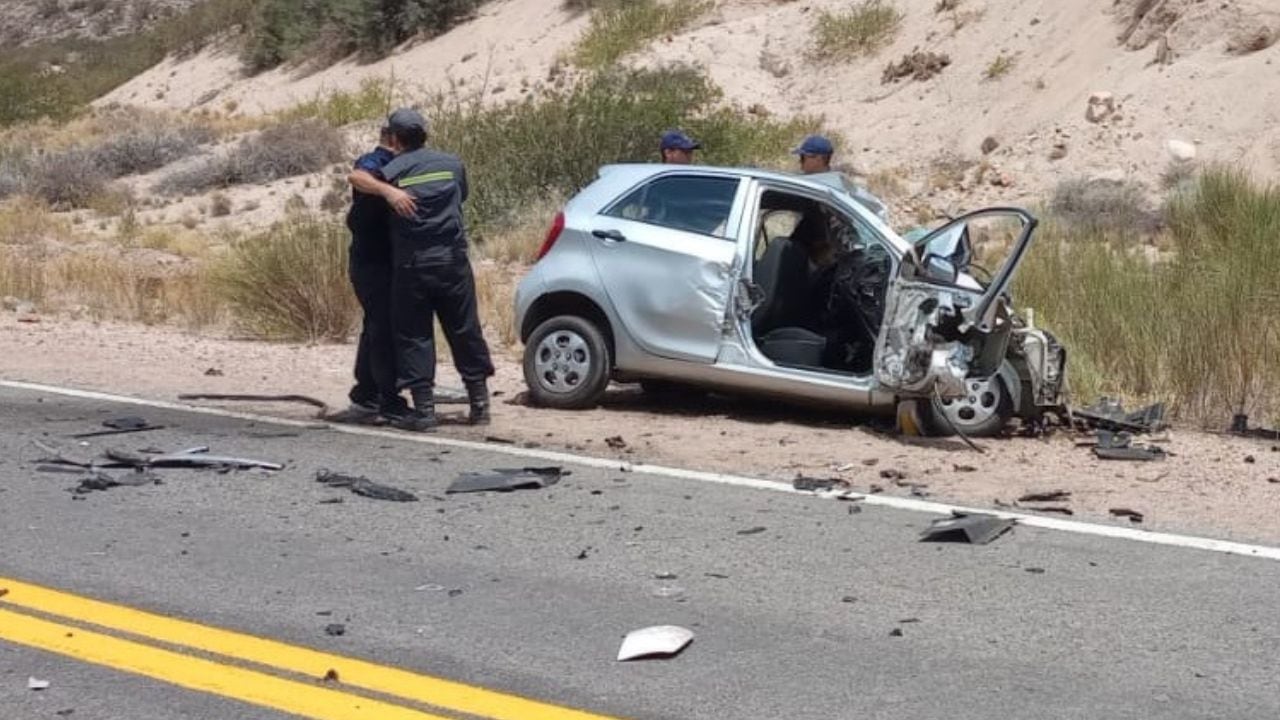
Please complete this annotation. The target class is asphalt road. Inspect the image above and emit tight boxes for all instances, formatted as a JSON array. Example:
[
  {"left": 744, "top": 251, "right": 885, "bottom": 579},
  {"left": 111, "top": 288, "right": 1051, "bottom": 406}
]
[{"left": 1, "top": 385, "right": 1278, "bottom": 720}]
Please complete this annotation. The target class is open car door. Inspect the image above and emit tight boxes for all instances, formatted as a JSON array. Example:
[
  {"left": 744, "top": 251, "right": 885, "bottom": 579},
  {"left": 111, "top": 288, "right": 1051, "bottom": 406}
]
[{"left": 872, "top": 208, "right": 1038, "bottom": 400}]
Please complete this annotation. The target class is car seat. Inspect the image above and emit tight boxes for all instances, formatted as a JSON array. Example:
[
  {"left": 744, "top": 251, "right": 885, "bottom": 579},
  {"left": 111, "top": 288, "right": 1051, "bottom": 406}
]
[{"left": 751, "top": 234, "right": 827, "bottom": 368}]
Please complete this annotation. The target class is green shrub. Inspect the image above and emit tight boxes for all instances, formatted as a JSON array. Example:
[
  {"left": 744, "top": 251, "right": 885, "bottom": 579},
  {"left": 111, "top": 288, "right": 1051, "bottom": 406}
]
[
  {"left": 164, "top": 119, "right": 346, "bottom": 194},
  {"left": 213, "top": 215, "right": 358, "bottom": 341},
  {"left": 811, "top": 0, "right": 903, "bottom": 60},
  {"left": 571, "top": 0, "right": 712, "bottom": 69},
  {"left": 28, "top": 148, "right": 111, "bottom": 209},
  {"left": 243, "top": 0, "right": 486, "bottom": 71},
  {"left": 1016, "top": 168, "right": 1280, "bottom": 423},
  {"left": 427, "top": 66, "right": 821, "bottom": 235},
  {"left": 1049, "top": 177, "right": 1158, "bottom": 234}
]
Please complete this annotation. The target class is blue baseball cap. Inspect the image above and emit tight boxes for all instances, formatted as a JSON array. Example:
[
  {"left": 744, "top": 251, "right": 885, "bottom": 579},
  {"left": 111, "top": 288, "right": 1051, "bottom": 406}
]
[
  {"left": 793, "top": 134, "right": 835, "bottom": 156},
  {"left": 659, "top": 130, "right": 701, "bottom": 151}
]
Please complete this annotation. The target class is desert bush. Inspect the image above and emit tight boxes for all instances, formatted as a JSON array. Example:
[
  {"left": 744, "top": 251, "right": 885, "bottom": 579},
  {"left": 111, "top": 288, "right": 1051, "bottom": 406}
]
[
  {"left": 27, "top": 148, "right": 111, "bottom": 209},
  {"left": 984, "top": 52, "right": 1016, "bottom": 80},
  {"left": 428, "top": 65, "right": 821, "bottom": 237},
  {"left": 811, "top": 0, "right": 902, "bottom": 60},
  {"left": 0, "top": 149, "right": 29, "bottom": 199},
  {"left": 164, "top": 119, "right": 346, "bottom": 194},
  {"left": 1016, "top": 168, "right": 1280, "bottom": 423},
  {"left": 90, "top": 117, "right": 217, "bottom": 177},
  {"left": 243, "top": 0, "right": 486, "bottom": 71},
  {"left": 571, "top": 0, "right": 712, "bottom": 69},
  {"left": 212, "top": 215, "right": 359, "bottom": 341},
  {"left": 210, "top": 193, "right": 233, "bottom": 217},
  {"left": 1049, "top": 177, "right": 1158, "bottom": 234}
]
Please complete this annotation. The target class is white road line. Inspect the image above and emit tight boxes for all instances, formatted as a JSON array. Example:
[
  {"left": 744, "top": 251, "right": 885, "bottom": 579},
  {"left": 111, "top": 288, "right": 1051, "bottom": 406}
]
[{"left": 4, "top": 378, "right": 1279, "bottom": 562}]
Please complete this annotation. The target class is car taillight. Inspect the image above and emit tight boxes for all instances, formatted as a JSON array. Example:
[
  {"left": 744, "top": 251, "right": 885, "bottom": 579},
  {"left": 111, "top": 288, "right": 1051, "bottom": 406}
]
[{"left": 535, "top": 211, "right": 565, "bottom": 262}]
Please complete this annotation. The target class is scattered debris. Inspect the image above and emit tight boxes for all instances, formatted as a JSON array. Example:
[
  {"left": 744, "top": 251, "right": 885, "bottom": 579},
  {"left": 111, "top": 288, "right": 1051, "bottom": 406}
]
[
  {"left": 576, "top": 547, "right": 591, "bottom": 560},
  {"left": 1094, "top": 431, "right": 1167, "bottom": 462},
  {"left": 920, "top": 513, "right": 1015, "bottom": 545},
  {"left": 71, "top": 468, "right": 161, "bottom": 494},
  {"left": 953, "top": 464, "right": 978, "bottom": 473},
  {"left": 617, "top": 626, "right": 694, "bottom": 661},
  {"left": 69, "top": 416, "right": 166, "bottom": 440},
  {"left": 177, "top": 393, "right": 329, "bottom": 419},
  {"left": 203, "top": 367, "right": 224, "bottom": 377},
  {"left": 705, "top": 572, "right": 729, "bottom": 579},
  {"left": 445, "top": 467, "right": 567, "bottom": 494},
  {"left": 1031, "top": 506, "right": 1074, "bottom": 516},
  {"left": 1075, "top": 398, "right": 1167, "bottom": 434},
  {"left": 1109, "top": 508, "right": 1145, "bottom": 524},
  {"left": 28, "top": 677, "right": 50, "bottom": 691},
  {"left": 316, "top": 469, "right": 418, "bottom": 502},
  {"left": 1229, "top": 414, "right": 1280, "bottom": 441},
  {"left": 841, "top": 595, "right": 857, "bottom": 604},
  {"left": 793, "top": 476, "right": 850, "bottom": 492},
  {"left": 889, "top": 628, "right": 904, "bottom": 637},
  {"left": 1245, "top": 455, "right": 1257, "bottom": 464},
  {"left": 1018, "top": 490, "right": 1071, "bottom": 503},
  {"left": 322, "top": 669, "right": 340, "bottom": 683},
  {"left": 1025, "top": 567, "right": 1046, "bottom": 574},
  {"left": 980, "top": 137, "right": 1000, "bottom": 155},
  {"left": 604, "top": 436, "right": 627, "bottom": 450},
  {"left": 736, "top": 526, "right": 767, "bottom": 536},
  {"left": 654, "top": 571, "right": 678, "bottom": 580},
  {"left": 324, "top": 623, "right": 346, "bottom": 637},
  {"left": 879, "top": 469, "right": 905, "bottom": 480}
]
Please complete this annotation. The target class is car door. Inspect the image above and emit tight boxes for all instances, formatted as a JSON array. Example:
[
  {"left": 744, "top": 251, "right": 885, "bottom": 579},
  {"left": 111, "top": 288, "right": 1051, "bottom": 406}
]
[
  {"left": 872, "top": 208, "right": 1039, "bottom": 399},
  {"left": 587, "top": 173, "right": 745, "bottom": 363}
]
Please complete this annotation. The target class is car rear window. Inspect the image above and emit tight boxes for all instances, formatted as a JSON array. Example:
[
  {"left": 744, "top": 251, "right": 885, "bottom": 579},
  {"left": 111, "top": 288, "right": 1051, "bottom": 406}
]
[{"left": 605, "top": 175, "right": 739, "bottom": 238}]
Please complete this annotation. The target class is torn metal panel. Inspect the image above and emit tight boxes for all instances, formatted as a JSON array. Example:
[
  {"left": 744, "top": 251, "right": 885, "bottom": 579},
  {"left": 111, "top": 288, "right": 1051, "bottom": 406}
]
[
  {"left": 920, "top": 513, "right": 1015, "bottom": 545},
  {"left": 874, "top": 282, "right": 973, "bottom": 398},
  {"left": 617, "top": 625, "right": 694, "bottom": 661},
  {"left": 1076, "top": 397, "right": 1167, "bottom": 434},
  {"left": 315, "top": 469, "right": 418, "bottom": 502},
  {"left": 793, "top": 476, "right": 851, "bottom": 492},
  {"left": 1093, "top": 430, "right": 1167, "bottom": 461},
  {"left": 445, "top": 467, "right": 567, "bottom": 494}
]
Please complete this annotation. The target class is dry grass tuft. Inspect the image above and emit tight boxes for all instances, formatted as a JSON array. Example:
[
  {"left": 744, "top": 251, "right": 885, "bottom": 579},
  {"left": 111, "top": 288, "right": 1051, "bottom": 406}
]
[{"left": 812, "top": 0, "right": 903, "bottom": 60}]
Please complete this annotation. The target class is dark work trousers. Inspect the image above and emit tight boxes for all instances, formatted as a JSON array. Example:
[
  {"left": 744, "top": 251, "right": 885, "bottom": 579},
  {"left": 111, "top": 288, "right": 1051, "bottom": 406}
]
[
  {"left": 348, "top": 249, "right": 404, "bottom": 412},
  {"left": 391, "top": 255, "right": 495, "bottom": 395}
]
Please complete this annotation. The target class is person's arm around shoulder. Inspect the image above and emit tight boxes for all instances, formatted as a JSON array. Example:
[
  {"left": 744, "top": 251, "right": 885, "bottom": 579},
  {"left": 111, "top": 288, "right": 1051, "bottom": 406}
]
[
  {"left": 457, "top": 160, "right": 469, "bottom": 204},
  {"left": 348, "top": 168, "right": 415, "bottom": 218}
]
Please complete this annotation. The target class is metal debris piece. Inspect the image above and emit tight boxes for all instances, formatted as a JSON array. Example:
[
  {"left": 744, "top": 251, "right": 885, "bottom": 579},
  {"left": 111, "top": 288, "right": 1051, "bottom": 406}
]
[
  {"left": 324, "top": 623, "right": 346, "bottom": 637},
  {"left": 604, "top": 435, "right": 627, "bottom": 450},
  {"left": 1229, "top": 414, "right": 1280, "bottom": 441},
  {"left": 616, "top": 625, "right": 694, "bottom": 661},
  {"left": 1075, "top": 397, "right": 1167, "bottom": 434},
  {"left": 1025, "top": 567, "right": 1047, "bottom": 574},
  {"left": 445, "top": 467, "right": 566, "bottom": 494},
  {"left": 793, "top": 476, "right": 850, "bottom": 492},
  {"left": 1109, "top": 507, "right": 1145, "bottom": 523},
  {"left": 28, "top": 677, "right": 50, "bottom": 691},
  {"left": 71, "top": 468, "right": 161, "bottom": 494},
  {"left": 889, "top": 628, "right": 904, "bottom": 637},
  {"left": 316, "top": 469, "right": 418, "bottom": 502},
  {"left": 736, "top": 526, "right": 767, "bottom": 536},
  {"left": 920, "top": 513, "right": 1015, "bottom": 545},
  {"left": 178, "top": 393, "right": 329, "bottom": 419},
  {"left": 72, "top": 416, "right": 165, "bottom": 439},
  {"left": 1018, "top": 490, "right": 1071, "bottom": 503},
  {"left": 1094, "top": 430, "right": 1167, "bottom": 461},
  {"left": 1031, "top": 506, "right": 1074, "bottom": 516},
  {"left": 953, "top": 464, "right": 978, "bottom": 473}
]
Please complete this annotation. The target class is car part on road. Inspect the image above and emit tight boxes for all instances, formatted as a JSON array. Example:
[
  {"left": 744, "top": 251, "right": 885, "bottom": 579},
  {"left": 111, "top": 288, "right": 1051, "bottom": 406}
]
[
  {"left": 1028, "top": 506, "right": 1074, "bottom": 516},
  {"left": 523, "top": 315, "right": 612, "bottom": 410},
  {"left": 1093, "top": 431, "right": 1167, "bottom": 461},
  {"left": 1109, "top": 508, "right": 1145, "bottom": 523},
  {"left": 72, "top": 416, "right": 165, "bottom": 439},
  {"left": 617, "top": 626, "right": 694, "bottom": 661},
  {"left": 323, "top": 623, "right": 346, "bottom": 637},
  {"left": 1018, "top": 490, "right": 1071, "bottom": 503},
  {"left": 315, "top": 469, "right": 419, "bottom": 502},
  {"left": 1075, "top": 398, "right": 1167, "bottom": 434},
  {"left": 736, "top": 526, "right": 767, "bottom": 535},
  {"left": 71, "top": 468, "right": 161, "bottom": 494},
  {"left": 793, "top": 476, "right": 851, "bottom": 492},
  {"left": 177, "top": 393, "right": 330, "bottom": 419},
  {"left": 445, "top": 466, "right": 567, "bottom": 494},
  {"left": 27, "top": 677, "right": 50, "bottom": 691},
  {"left": 1229, "top": 413, "right": 1280, "bottom": 441},
  {"left": 920, "top": 513, "right": 1015, "bottom": 545}
]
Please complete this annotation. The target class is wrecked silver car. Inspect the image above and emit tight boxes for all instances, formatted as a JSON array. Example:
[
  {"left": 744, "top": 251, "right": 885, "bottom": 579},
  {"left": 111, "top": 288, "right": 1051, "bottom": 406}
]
[{"left": 514, "top": 165, "right": 1065, "bottom": 437}]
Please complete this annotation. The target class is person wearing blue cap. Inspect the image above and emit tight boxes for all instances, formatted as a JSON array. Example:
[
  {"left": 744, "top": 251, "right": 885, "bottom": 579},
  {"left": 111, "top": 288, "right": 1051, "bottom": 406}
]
[
  {"left": 793, "top": 134, "right": 835, "bottom": 174},
  {"left": 659, "top": 129, "right": 701, "bottom": 164}
]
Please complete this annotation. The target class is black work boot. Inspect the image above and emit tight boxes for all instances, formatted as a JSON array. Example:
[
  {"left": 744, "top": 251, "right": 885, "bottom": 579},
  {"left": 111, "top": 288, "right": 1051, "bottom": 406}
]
[
  {"left": 326, "top": 400, "right": 382, "bottom": 425},
  {"left": 392, "top": 389, "right": 438, "bottom": 433},
  {"left": 466, "top": 380, "right": 491, "bottom": 426}
]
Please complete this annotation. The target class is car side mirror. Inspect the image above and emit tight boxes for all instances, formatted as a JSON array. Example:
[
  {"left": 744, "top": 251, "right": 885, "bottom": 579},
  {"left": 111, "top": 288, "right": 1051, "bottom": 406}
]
[{"left": 921, "top": 254, "right": 959, "bottom": 285}]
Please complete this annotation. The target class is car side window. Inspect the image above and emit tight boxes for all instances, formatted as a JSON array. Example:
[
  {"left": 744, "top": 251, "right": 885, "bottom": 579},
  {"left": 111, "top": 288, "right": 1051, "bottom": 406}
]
[{"left": 605, "top": 175, "right": 739, "bottom": 239}]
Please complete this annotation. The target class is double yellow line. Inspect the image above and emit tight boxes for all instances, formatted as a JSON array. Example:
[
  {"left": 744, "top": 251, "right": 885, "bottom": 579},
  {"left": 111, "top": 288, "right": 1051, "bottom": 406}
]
[{"left": 0, "top": 577, "right": 625, "bottom": 720}]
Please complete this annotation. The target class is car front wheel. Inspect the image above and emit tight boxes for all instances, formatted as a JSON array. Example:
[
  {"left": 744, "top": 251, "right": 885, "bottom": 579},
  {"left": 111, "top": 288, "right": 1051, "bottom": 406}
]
[
  {"left": 897, "top": 369, "right": 1015, "bottom": 439},
  {"left": 524, "top": 315, "right": 611, "bottom": 409}
]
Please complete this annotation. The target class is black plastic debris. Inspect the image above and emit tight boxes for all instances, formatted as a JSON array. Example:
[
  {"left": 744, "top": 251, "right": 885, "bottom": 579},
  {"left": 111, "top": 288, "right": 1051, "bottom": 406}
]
[
  {"left": 445, "top": 467, "right": 566, "bottom": 494},
  {"left": 316, "top": 469, "right": 418, "bottom": 502},
  {"left": 736, "top": 526, "right": 767, "bottom": 536},
  {"left": 1018, "top": 490, "right": 1071, "bottom": 503},
  {"left": 605, "top": 436, "right": 627, "bottom": 450},
  {"left": 793, "top": 476, "right": 850, "bottom": 492},
  {"left": 1109, "top": 507, "right": 1145, "bottom": 523},
  {"left": 1075, "top": 398, "right": 1167, "bottom": 434},
  {"left": 920, "top": 512, "right": 1015, "bottom": 545},
  {"left": 324, "top": 623, "right": 346, "bottom": 637},
  {"left": 178, "top": 393, "right": 329, "bottom": 419},
  {"left": 1031, "top": 506, "right": 1074, "bottom": 516},
  {"left": 1229, "top": 414, "right": 1280, "bottom": 441},
  {"left": 1093, "top": 431, "right": 1167, "bottom": 461},
  {"left": 72, "top": 416, "right": 165, "bottom": 439},
  {"left": 70, "top": 468, "right": 160, "bottom": 494}
]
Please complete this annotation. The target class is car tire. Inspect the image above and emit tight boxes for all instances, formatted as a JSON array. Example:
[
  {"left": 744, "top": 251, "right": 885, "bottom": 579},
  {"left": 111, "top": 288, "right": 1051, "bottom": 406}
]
[
  {"left": 523, "top": 315, "right": 612, "bottom": 410},
  {"left": 917, "top": 370, "right": 1015, "bottom": 438}
]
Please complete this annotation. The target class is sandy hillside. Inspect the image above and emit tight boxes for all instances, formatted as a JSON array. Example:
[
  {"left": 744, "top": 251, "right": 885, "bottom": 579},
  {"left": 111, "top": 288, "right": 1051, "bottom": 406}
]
[{"left": 96, "top": 0, "right": 1280, "bottom": 209}]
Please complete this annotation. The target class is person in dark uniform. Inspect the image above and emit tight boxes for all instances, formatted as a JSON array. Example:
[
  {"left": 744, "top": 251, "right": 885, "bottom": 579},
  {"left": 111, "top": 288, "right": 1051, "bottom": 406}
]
[
  {"left": 659, "top": 129, "right": 700, "bottom": 164},
  {"left": 348, "top": 109, "right": 494, "bottom": 432},
  {"left": 793, "top": 134, "right": 835, "bottom": 174},
  {"left": 328, "top": 126, "right": 409, "bottom": 425}
]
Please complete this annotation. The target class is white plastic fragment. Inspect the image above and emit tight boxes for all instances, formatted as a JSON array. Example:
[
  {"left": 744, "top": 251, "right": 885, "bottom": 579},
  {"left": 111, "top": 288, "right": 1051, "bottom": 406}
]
[
  {"left": 28, "top": 677, "right": 50, "bottom": 691},
  {"left": 617, "top": 625, "right": 694, "bottom": 661}
]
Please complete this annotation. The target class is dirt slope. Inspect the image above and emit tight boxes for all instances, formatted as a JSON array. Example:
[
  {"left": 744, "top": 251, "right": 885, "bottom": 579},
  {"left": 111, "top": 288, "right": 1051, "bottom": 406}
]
[
  {"left": 0, "top": 0, "right": 200, "bottom": 47},
  {"left": 96, "top": 0, "right": 1280, "bottom": 209}
]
